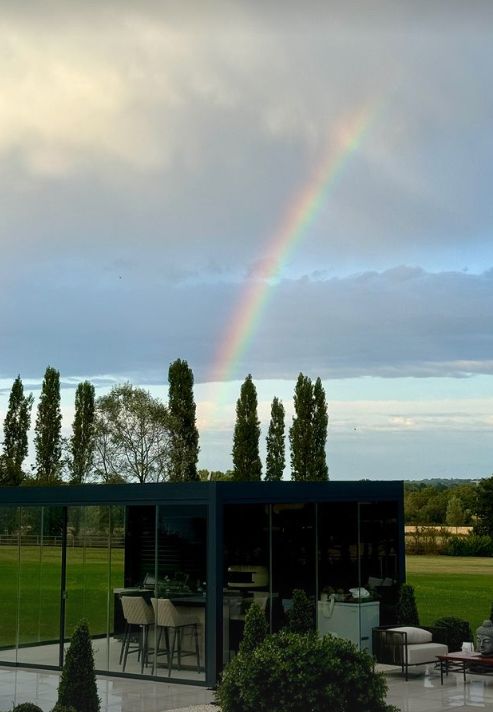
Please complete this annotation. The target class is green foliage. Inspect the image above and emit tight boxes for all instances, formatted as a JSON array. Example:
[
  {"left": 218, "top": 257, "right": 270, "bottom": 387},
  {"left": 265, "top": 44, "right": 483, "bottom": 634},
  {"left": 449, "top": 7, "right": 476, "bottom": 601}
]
[
  {"left": 2, "top": 375, "right": 33, "bottom": 485},
  {"left": 232, "top": 375, "right": 262, "bottom": 481},
  {"left": 404, "top": 480, "right": 477, "bottom": 526},
  {"left": 70, "top": 381, "right": 96, "bottom": 484},
  {"left": 445, "top": 495, "right": 465, "bottom": 529},
  {"left": 432, "top": 616, "right": 473, "bottom": 653},
  {"left": 289, "top": 373, "right": 329, "bottom": 481},
  {"left": 310, "top": 377, "right": 328, "bottom": 481},
  {"left": 444, "top": 533, "right": 493, "bottom": 556},
  {"left": 218, "top": 630, "right": 396, "bottom": 712},
  {"left": 34, "top": 366, "right": 62, "bottom": 485},
  {"left": 265, "top": 397, "right": 285, "bottom": 481},
  {"left": 198, "top": 468, "right": 233, "bottom": 481},
  {"left": 167, "top": 359, "right": 200, "bottom": 482},
  {"left": 405, "top": 525, "right": 451, "bottom": 555},
  {"left": 397, "top": 583, "right": 420, "bottom": 626},
  {"left": 94, "top": 384, "right": 173, "bottom": 483},
  {"left": 240, "top": 602, "right": 268, "bottom": 655},
  {"left": 51, "top": 706, "right": 77, "bottom": 712},
  {"left": 12, "top": 704, "right": 44, "bottom": 712},
  {"left": 286, "top": 589, "right": 314, "bottom": 634},
  {"left": 57, "top": 619, "right": 100, "bottom": 712},
  {"left": 474, "top": 475, "right": 493, "bottom": 539}
]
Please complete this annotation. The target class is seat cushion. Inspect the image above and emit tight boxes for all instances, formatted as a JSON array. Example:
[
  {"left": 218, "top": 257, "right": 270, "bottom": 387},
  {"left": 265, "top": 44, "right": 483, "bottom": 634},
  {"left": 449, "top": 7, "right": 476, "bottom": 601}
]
[
  {"left": 390, "top": 626, "right": 432, "bottom": 644},
  {"left": 407, "top": 642, "right": 448, "bottom": 665}
]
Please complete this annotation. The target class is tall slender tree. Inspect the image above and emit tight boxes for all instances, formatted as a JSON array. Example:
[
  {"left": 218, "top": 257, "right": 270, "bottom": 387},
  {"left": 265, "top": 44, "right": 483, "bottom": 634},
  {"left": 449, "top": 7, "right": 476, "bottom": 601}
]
[
  {"left": 265, "top": 397, "right": 285, "bottom": 481},
  {"left": 70, "top": 381, "right": 96, "bottom": 484},
  {"left": 1, "top": 375, "right": 34, "bottom": 485},
  {"left": 289, "top": 373, "right": 314, "bottom": 481},
  {"left": 310, "top": 377, "right": 329, "bottom": 481},
  {"left": 34, "top": 366, "right": 62, "bottom": 484},
  {"left": 232, "top": 374, "right": 262, "bottom": 481},
  {"left": 168, "top": 359, "right": 199, "bottom": 481}
]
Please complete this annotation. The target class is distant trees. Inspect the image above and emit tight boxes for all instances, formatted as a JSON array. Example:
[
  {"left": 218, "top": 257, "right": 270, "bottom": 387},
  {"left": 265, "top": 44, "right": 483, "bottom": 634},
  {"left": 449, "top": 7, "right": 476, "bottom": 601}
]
[
  {"left": 232, "top": 374, "right": 262, "bottom": 481},
  {"left": 69, "top": 381, "right": 96, "bottom": 484},
  {"left": 93, "top": 384, "right": 173, "bottom": 483},
  {"left": 405, "top": 482, "right": 476, "bottom": 526},
  {"left": 446, "top": 495, "right": 465, "bottom": 531},
  {"left": 34, "top": 366, "right": 62, "bottom": 484},
  {"left": 1, "top": 375, "right": 33, "bottom": 485},
  {"left": 289, "top": 373, "right": 328, "bottom": 481},
  {"left": 265, "top": 397, "right": 285, "bottom": 481},
  {"left": 473, "top": 475, "right": 493, "bottom": 539},
  {"left": 168, "top": 359, "right": 200, "bottom": 482}
]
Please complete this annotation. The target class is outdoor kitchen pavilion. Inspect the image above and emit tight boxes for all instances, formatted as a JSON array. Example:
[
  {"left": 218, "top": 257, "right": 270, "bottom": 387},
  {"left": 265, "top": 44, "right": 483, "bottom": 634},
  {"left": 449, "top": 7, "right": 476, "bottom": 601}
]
[{"left": 0, "top": 480, "right": 404, "bottom": 686}]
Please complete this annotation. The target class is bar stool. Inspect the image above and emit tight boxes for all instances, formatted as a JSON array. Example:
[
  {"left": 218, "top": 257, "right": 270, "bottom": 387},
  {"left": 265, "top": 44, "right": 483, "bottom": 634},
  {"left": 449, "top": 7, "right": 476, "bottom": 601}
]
[
  {"left": 120, "top": 595, "right": 155, "bottom": 673},
  {"left": 151, "top": 598, "right": 200, "bottom": 676}
]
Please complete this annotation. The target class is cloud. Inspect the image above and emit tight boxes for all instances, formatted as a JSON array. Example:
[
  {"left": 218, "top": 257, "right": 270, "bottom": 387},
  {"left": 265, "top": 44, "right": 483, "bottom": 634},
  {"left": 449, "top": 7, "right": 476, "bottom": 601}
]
[{"left": 1, "top": 265, "right": 492, "bottom": 383}]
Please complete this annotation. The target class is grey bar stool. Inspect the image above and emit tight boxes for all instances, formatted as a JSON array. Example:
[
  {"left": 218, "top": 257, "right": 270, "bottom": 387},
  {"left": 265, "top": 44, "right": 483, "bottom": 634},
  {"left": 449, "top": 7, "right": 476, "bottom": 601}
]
[
  {"left": 151, "top": 597, "right": 200, "bottom": 676},
  {"left": 120, "top": 595, "right": 155, "bottom": 673}
]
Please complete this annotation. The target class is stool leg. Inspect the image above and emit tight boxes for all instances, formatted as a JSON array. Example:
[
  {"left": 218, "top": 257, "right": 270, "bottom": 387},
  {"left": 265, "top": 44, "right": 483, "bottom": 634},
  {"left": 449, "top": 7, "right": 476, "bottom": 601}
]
[
  {"left": 169, "top": 629, "right": 177, "bottom": 677},
  {"left": 122, "top": 624, "right": 132, "bottom": 672},
  {"left": 119, "top": 622, "right": 128, "bottom": 665},
  {"left": 194, "top": 624, "right": 200, "bottom": 672}
]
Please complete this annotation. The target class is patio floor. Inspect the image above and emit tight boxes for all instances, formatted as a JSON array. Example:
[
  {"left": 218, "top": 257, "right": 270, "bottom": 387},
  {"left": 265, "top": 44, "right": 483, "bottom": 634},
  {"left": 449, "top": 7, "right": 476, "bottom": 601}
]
[{"left": 2, "top": 662, "right": 493, "bottom": 711}]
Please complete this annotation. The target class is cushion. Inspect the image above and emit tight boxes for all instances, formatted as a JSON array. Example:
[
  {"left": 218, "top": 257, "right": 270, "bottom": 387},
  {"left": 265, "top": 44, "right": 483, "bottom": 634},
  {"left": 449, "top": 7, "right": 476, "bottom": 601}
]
[
  {"left": 389, "top": 626, "right": 433, "bottom": 644},
  {"left": 407, "top": 642, "right": 448, "bottom": 665},
  {"left": 368, "top": 576, "right": 384, "bottom": 589}
]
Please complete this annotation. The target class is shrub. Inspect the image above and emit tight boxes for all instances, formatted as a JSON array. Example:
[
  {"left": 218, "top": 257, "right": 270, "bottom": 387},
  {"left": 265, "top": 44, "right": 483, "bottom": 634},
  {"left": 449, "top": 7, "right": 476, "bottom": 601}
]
[
  {"left": 52, "top": 706, "right": 77, "bottom": 712},
  {"left": 219, "top": 630, "right": 397, "bottom": 712},
  {"left": 396, "top": 583, "right": 419, "bottom": 626},
  {"left": 240, "top": 602, "right": 268, "bottom": 655},
  {"left": 444, "top": 534, "right": 493, "bottom": 556},
  {"left": 286, "top": 588, "right": 315, "bottom": 634},
  {"left": 57, "top": 620, "right": 100, "bottom": 712},
  {"left": 12, "top": 705, "right": 43, "bottom": 712},
  {"left": 432, "top": 616, "right": 473, "bottom": 653}
]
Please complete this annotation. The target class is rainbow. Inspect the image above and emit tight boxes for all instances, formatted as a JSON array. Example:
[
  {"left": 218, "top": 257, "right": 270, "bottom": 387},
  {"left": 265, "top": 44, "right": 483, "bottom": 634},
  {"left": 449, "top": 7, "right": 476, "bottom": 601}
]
[{"left": 208, "top": 103, "right": 379, "bottom": 395}]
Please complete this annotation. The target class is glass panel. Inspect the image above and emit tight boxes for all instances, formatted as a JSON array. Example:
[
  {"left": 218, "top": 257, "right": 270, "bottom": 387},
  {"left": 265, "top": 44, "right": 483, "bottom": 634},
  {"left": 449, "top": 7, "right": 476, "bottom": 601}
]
[
  {"left": 17, "top": 506, "right": 63, "bottom": 666},
  {"left": 272, "top": 503, "right": 316, "bottom": 631},
  {"left": 0, "top": 506, "right": 20, "bottom": 663},
  {"left": 65, "top": 506, "right": 111, "bottom": 670},
  {"left": 153, "top": 505, "right": 207, "bottom": 682},
  {"left": 223, "top": 504, "right": 270, "bottom": 662}
]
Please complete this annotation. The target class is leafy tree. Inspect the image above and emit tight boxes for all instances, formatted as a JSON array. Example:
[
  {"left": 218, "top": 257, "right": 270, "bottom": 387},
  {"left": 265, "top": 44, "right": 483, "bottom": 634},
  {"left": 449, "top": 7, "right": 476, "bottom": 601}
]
[
  {"left": 198, "top": 468, "right": 233, "bottom": 481},
  {"left": 397, "top": 583, "right": 419, "bottom": 626},
  {"left": 446, "top": 495, "right": 465, "bottom": 532},
  {"left": 289, "top": 373, "right": 313, "bottom": 481},
  {"left": 57, "top": 619, "right": 100, "bottom": 712},
  {"left": 265, "top": 397, "right": 285, "bottom": 481},
  {"left": 69, "top": 381, "right": 96, "bottom": 484},
  {"left": 34, "top": 366, "right": 62, "bottom": 485},
  {"left": 310, "top": 377, "right": 328, "bottom": 481},
  {"left": 94, "top": 384, "right": 173, "bottom": 483},
  {"left": 232, "top": 374, "right": 262, "bottom": 481},
  {"left": 168, "top": 359, "right": 200, "bottom": 481},
  {"left": 1, "top": 375, "right": 33, "bottom": 485},
  {"left": 474, "top": 475, "right": 493, "bottom": 539}
]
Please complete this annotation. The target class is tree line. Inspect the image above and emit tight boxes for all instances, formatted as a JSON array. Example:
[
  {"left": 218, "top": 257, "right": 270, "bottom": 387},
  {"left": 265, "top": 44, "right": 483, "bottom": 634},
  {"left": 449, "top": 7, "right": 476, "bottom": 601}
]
[{"left": 0, "top": 363, "right": 329, "bottom": 486}]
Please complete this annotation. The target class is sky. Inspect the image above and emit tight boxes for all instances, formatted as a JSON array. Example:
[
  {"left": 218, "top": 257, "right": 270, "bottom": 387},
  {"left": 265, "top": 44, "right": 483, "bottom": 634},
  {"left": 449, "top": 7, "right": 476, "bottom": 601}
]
[{"left": 1, "top": 1, "right": 493, "bottom": 480}]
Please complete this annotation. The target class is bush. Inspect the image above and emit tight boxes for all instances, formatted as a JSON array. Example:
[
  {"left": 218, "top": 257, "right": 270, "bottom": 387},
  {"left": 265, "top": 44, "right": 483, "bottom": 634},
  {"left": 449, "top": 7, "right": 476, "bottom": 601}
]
[
  {"left": 432, "top": 616, "right": 473, "bottom": 653},
  {"left": 12, "top": 705, "right": 43, "bottom": 712},
  {"left": 57, "top": 620, "right": 100, "bottom": 712},
  {"left": 444, "top": 534, "right": 493, "bottom": 556},
  {"left": 286, "top": 589, "right": 315, "bottom": 634},
  {"left": 240, "top": 602, "right": 268, "bottom": 655},
  {"left": 397, "top": 583, "right": 419, "bottom": 626},
  {"left": 51, "top": 706, "right": 77, "bottom": 712},
  {"left": 218, "top": 630, "right": 397, "bottom": 712}
]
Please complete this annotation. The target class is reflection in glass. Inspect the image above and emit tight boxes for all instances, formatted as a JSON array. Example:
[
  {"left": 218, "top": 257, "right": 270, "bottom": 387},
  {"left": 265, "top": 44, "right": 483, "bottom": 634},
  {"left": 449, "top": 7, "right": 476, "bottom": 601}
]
[{"left": 0, "top": 506, "right": 20, "bottom": 663}]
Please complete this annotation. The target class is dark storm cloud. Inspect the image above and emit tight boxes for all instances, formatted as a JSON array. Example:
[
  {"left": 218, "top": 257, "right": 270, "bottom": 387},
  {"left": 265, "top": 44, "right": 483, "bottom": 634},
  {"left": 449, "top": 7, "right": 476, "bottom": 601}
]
[{"left": 1, "top": 266, "right": 492, "bottom": 383}]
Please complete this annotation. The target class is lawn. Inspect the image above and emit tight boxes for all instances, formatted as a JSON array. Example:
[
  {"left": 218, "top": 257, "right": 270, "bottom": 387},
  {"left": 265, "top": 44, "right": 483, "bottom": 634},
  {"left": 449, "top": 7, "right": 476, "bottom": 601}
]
[
  {"left": 406, "top": 555, "right": 493, "bottom": 634},
  {"left": 0, "top": 545, "right": 124, "bottom": 649}
]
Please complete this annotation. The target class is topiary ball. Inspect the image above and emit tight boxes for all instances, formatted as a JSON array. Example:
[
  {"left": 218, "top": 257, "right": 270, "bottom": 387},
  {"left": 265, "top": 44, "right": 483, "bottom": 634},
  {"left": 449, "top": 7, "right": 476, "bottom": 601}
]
[{"left": 13, "top": 704, "right": 44, "bottom": 712}]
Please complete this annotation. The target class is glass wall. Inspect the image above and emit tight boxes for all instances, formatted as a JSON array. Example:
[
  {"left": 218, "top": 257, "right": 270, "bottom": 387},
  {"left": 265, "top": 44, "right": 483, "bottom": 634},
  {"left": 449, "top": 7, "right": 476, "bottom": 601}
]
[{"left": 0, "top": 506, "right": 20, "bottom": 662}]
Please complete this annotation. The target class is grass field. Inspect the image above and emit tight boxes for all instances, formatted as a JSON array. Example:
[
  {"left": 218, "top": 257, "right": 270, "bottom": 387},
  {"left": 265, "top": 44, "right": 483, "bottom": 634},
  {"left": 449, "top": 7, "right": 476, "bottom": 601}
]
[
  {"left": 406, "top": 555, "right": 493, "bottom": 634},
  {"left": 0, "top": 545, "right": 124, "bottom": 648}
]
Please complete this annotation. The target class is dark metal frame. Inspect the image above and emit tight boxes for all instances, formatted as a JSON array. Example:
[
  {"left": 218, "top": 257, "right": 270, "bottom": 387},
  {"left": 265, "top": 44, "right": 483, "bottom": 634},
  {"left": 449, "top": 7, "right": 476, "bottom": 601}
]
[{"left": 0, "top": 480, "right": 404, "bottom": 686}]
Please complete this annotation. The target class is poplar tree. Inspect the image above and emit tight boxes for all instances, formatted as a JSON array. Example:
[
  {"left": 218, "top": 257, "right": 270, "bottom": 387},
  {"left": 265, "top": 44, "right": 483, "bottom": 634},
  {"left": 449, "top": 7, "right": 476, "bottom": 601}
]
[
  {"left": 34, "top": 366, "right": 62, "bottom": 484},
  {"left": 232, "top": 374, "right": 262, "bottom": 481},
  {"left": 70, "top": 381, "right": 96, "bottom": 484},
  {"left": 1, "top": 375, "right": 34, "bottom": 485},
  {"left": 265, "top": 397, "right": 285, "bottom": 481},
  {"left": 289, "top": 373, "right": 314, "bottom": 481},
  {"left": 310, "top": 377, "right": 329, "bottom": 481},
  {"left": 168, "top": 359, "right": 199, "bottom": 481}
]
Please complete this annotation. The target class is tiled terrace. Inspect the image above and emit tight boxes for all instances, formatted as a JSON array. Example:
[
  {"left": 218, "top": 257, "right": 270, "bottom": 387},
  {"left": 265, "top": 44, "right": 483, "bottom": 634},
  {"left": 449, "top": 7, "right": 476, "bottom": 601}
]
[{"left": 2, "top": 663, "right": 493, "bottom": 712}]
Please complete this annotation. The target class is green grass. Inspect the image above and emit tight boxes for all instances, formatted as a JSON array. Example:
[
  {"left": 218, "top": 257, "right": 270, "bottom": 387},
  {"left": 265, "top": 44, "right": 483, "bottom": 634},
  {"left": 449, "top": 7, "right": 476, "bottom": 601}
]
[
  {"left": 406, "top": 555, "right": 493, "bottom": 633},
  {"left": 0, "top": 545, "right": 124, "bottom": 648}
]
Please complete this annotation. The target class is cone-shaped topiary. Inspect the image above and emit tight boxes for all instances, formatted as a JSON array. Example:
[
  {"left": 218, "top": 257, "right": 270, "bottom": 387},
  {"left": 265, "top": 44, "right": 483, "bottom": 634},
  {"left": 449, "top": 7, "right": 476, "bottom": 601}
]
[
  {"left": 51, "top": 705, "right": 77, "bottom": 712},
  {"left": 396, "top": 583, "right": 420, "bottom": 626},
  {"left": 57, "top": 620, "right": 100, "bottom": 712},
  {"left": 240, "top": 602, "right": 268, "bottom": 655},
  {"left": 286, "top": 589, "right": 315, "bottom": 634},
  {"left": 13, "top": 704, "right": 43, "bottom": 712}
]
